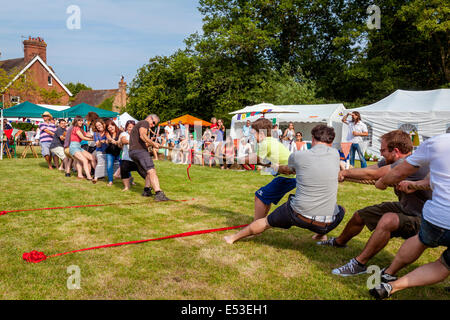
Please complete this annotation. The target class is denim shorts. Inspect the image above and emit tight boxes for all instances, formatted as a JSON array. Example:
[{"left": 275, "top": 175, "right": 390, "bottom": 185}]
[
  {"left": 40, "top": 141, "right": 52, "bottom": 157},
  {"left": 255, "top": 177, "right": 297, "bottom": 205},
  {"left": 418, "top": 217, "right": 450, "bottom": 270},
  {"left": 69, "top": 142, "right": 84, "bottom": 156},
  {"left": 267, "top": 195, "right": 346, "bottom": 235}
]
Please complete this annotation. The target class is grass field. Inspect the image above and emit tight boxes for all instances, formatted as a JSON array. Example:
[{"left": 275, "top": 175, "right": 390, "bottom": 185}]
[{"left": 0, "top": 148, "right": 448, "bottom": 300}]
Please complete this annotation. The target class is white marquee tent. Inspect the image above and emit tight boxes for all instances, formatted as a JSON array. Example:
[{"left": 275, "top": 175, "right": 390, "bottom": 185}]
[
  {"left": 230, "top": 103, "right": 347, "bottom": 148},
  {"left": 355, "top": 89, "right": 450, "bottom": 157},
  {"left": 115, "top": 112, "right": 138, "bottom": 129}
]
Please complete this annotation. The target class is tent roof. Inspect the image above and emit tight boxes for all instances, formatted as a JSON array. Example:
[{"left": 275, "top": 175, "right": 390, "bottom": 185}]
[
  {"left": 115, "top": 112, "right": 138, "bottom": 128},
  {"left": 58, "top": 103, "right": 119, "bottom": 118},
  {"left": 2, "top": 101, "right": 64, "bottom": 118},
  {"left": 159, "top": 114, "right": 212, "bottom": 126},
  {"left": 230, "top": 102, "right": 298, "bottom": 114},
  {"left": 357, "top": 89, "right": 450, "bottom": 112},
  {"left": 232, "top": 104, "right": 345, "bottom": 123}
]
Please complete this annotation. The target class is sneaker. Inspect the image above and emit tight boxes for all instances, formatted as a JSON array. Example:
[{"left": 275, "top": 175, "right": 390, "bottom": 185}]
[
  {"left": 332, "top": 258, "right": 367, "bottom": 276},
  {"left": 369, "top": 283, "right": 392, "bottom": 300},
  {"left": 142, "top": 187, "right": 153, "bottom": 197},
  {"left": 65, "top": 173, "right": 71, "bottom": 177},
  {"left": 317, "top": 237, "right": 347, "bottom": 248},
  {"left": 154, "top": 191, "right": 170, "bottom": 202},
  {"left": 380, "top": 268, "right": 398, "bottom": 283}
]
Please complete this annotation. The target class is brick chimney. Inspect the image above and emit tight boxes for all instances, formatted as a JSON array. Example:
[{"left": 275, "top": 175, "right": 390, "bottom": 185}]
[
  {"left": 117, "top": 76, "right": 127, "bottom": 106},
  {"left": 23, "top": 36, "right": 47, "bottom": 63},
  {"left": 112, "top": 76, "right": 128, "bottom": 112}
]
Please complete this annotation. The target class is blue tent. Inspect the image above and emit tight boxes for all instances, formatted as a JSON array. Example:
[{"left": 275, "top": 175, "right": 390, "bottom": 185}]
[
  {"left": 2, "top": 101, "right": 63, "bottom": 118},
  {"left": 57, "top": 103, "right": 119, "bottom": 118}
]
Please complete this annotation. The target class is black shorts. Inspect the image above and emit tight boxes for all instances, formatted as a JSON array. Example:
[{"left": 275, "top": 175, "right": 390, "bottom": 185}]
[
  {"left": 129, "top": 149, "right": 155, "bottom": 173},
  {"left": 120, "top": 160, "right": 147, "bottom": 180},
  {"left": 267, "top": 195, "right": 345, "bottom": 235},
  {"left": 357, "top": 202, "right": 421, "bottom": 239}
]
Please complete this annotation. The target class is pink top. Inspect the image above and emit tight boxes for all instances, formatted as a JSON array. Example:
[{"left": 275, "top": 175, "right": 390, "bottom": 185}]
[{"left": 70, "top": 127, "right": 83, "bottom": 143}]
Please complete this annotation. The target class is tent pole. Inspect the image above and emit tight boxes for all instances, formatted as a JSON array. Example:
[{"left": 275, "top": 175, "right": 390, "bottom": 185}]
[
  {"left": 1, "top": 109, "right": 3, "bottom": 161},
  {"left": 0, "top": 94, "right": 4, "bottom": 160}
]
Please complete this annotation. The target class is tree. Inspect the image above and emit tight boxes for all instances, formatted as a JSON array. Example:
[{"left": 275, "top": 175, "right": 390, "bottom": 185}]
[
  {"left": 65, "top": 82, "right": 92, "bottom": 101},
  {"left": 398, "top": 0, "right": 449, "bottom": 83},
  {"left": 39, "top": 88, "right": 65, "bottom": 105}
]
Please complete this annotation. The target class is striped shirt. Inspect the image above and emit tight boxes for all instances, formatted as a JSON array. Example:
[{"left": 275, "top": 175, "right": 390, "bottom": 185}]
[{"left": 38, "top": 122, "right": 56, "bottom": 143}]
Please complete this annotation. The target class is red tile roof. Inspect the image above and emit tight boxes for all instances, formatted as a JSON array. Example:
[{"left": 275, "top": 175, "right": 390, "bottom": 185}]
[
  {"left": 70, "top": 89, "right": 118, "bottom": 107},
  {"left": 0, "top": 58, "right": 26, "bottom": 74}
]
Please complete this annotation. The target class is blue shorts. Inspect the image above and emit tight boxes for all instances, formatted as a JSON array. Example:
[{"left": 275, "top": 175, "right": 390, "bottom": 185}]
[
  {"left": 40, "top": 141, "right": 52, "bottom": 157},
  {"left": 255, "top": 177, "right": 296, "bottom": 205},
  {"left": 69, "top": 142, "right": 84, "bottom": 156},
  {"left": 418, "top": 217, "right": 450, "bottom": 270}
]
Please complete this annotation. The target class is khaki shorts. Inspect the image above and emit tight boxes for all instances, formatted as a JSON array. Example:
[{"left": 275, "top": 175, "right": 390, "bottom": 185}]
[
  {"left": 51, "top": 146, "right": 66, "bottom": 161},
  {"left": 358, "top": 202, "right": 421, "bottom": 239},
  {"left": 64, "top": 147, "right": 73, "bottom": 160}
]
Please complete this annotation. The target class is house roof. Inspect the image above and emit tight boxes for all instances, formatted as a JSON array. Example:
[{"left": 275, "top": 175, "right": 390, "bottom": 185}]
[
  {"left": 0, "top": 58, "right": 26, "bottom": 73},
  {"left": 70, "top": 89, "right": 118, "bottom": 107},
  {"left": 1, "top": 55, "right": 73, "bottom": 96}
]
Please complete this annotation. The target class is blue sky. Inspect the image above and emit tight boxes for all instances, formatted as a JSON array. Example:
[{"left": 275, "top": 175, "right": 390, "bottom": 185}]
[{"left": 0, "top": 0, "right": 203, "bottom": 90}]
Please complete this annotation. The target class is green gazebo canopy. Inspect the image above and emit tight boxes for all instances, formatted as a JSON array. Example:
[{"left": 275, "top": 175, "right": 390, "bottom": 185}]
[
  {"left": 57, "top": 103, "right": 119, "bottom": 118},
  {"left": 2, "top": 101, "right": 63, "bottom": 118}
]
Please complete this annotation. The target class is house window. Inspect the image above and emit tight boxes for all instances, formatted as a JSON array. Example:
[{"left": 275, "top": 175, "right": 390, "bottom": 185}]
[
  {"left": 48, "top": 75, "right": 53, "bottom": 86},
  {"left": 10, "top": 96, "right": 20, "bottom": 105}
]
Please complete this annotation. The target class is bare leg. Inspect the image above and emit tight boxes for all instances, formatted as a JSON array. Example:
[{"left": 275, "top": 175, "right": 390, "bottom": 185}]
[
  {"left": 148, "top": 168, "right": 161, "bottom": 192},
  {"left": 356, "top": 213, "right": 400, "bottom": 265},
  {"left": 254, "top": 196, "right": 271, "bottom": 221},
  {"left": 53, "top": 155, "right": 60, "bottom": 169},
  {"left": 224, "top": 217, "right": 271, "bottom": 244},
  {"left": 385, "top": 235, "right": 428, "bottom": 276},
  {"left": 114, "top": 167, "right": 121, "bottom": 179},
  {"left": 65, "top": 158, "right": 73, "bottom": 174},
  {"left": 389, "top": 259, "right": 450, "bottom": 295},
  {"left": 122, "top": 178, "right": 130, "bottom": 191},
  {"left": 45, "top": 155, "right": 53, "bottom": 169},
  {"left": 335, "top": 211, "right": 365, "bottom": 246},
  {"left": 312, "top": 234, "right": 328, "bottom": 241},
  {"left": 73, "top": 152, "right": 92, "bottom": 179},
  {"left": 74, "top": 159, "right": 83, "bottom": 177}
]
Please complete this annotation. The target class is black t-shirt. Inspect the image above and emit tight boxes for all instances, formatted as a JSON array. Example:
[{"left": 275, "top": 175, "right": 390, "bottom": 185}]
[
  {"left": 50, "top": 127, "right": 66, "bottom": 149},
  {"left": 129, "top": 120, "right": 150, "bottom": 151},
  {"left": 377, "top": 157, "right": 431, "bottom": 216},
  {"left": 105, "top": 134, "right": 121, "bottom": 157}
]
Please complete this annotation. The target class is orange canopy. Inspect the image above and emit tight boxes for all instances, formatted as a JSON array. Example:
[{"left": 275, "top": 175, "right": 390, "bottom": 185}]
[{"left": 159, "top": 114, "right": 211, "bottom": 127}]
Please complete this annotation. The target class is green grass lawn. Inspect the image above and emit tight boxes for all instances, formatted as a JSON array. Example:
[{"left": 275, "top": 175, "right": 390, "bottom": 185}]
[{"left": 0, "top": 151, "right": 448, "bottom": 300}]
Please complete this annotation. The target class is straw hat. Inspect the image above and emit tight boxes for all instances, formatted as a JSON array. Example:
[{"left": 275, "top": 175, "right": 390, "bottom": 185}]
[{"left": 42, "top": 111, "right": 53, "bottom": 118}]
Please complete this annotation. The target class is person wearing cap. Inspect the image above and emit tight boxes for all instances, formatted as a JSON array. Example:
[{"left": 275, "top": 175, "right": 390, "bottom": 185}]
[{"left": 39, "top": 111, "right": 57, "bottom": 169}]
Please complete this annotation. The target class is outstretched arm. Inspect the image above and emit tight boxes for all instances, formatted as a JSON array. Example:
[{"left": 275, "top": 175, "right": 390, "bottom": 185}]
[
  {"left": 339, "top": 164, "right": 391, "bottom": 182},
  {"left": 375, "top": 161, "right": 419, "bottom": 190}
]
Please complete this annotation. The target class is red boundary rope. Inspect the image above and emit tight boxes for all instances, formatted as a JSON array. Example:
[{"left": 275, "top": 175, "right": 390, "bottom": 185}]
[{"left": 23, "top": 224, "right": 248, "bottom": 263}]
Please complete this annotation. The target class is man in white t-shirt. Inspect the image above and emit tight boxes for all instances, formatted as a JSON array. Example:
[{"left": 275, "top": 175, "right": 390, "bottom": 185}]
[
  {"left": 164, "top": 121, "right": 175, "bottom": 148},
  {"left": 370, "top": 133, "right": 450, "bottom": 299},
  {"left": 342, "top": 111, "right": 368, "bottom": 168}
]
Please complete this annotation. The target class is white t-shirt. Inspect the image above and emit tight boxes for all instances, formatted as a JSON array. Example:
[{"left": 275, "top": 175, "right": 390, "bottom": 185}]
[
  {"left": 346, "top": 120, "right": 368, "bottom": 143},
  {"left": 164, "top": 125, "right": 175, "bottom": 140},
  {"left": 119, "top": 132, "right": 131, "bottom": 161},
  {"left": 406, "top": 133, "right": 450, "bottom": 229},
  {"left": 237, "top": 142, "right": 252, "bottom": 158}
]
